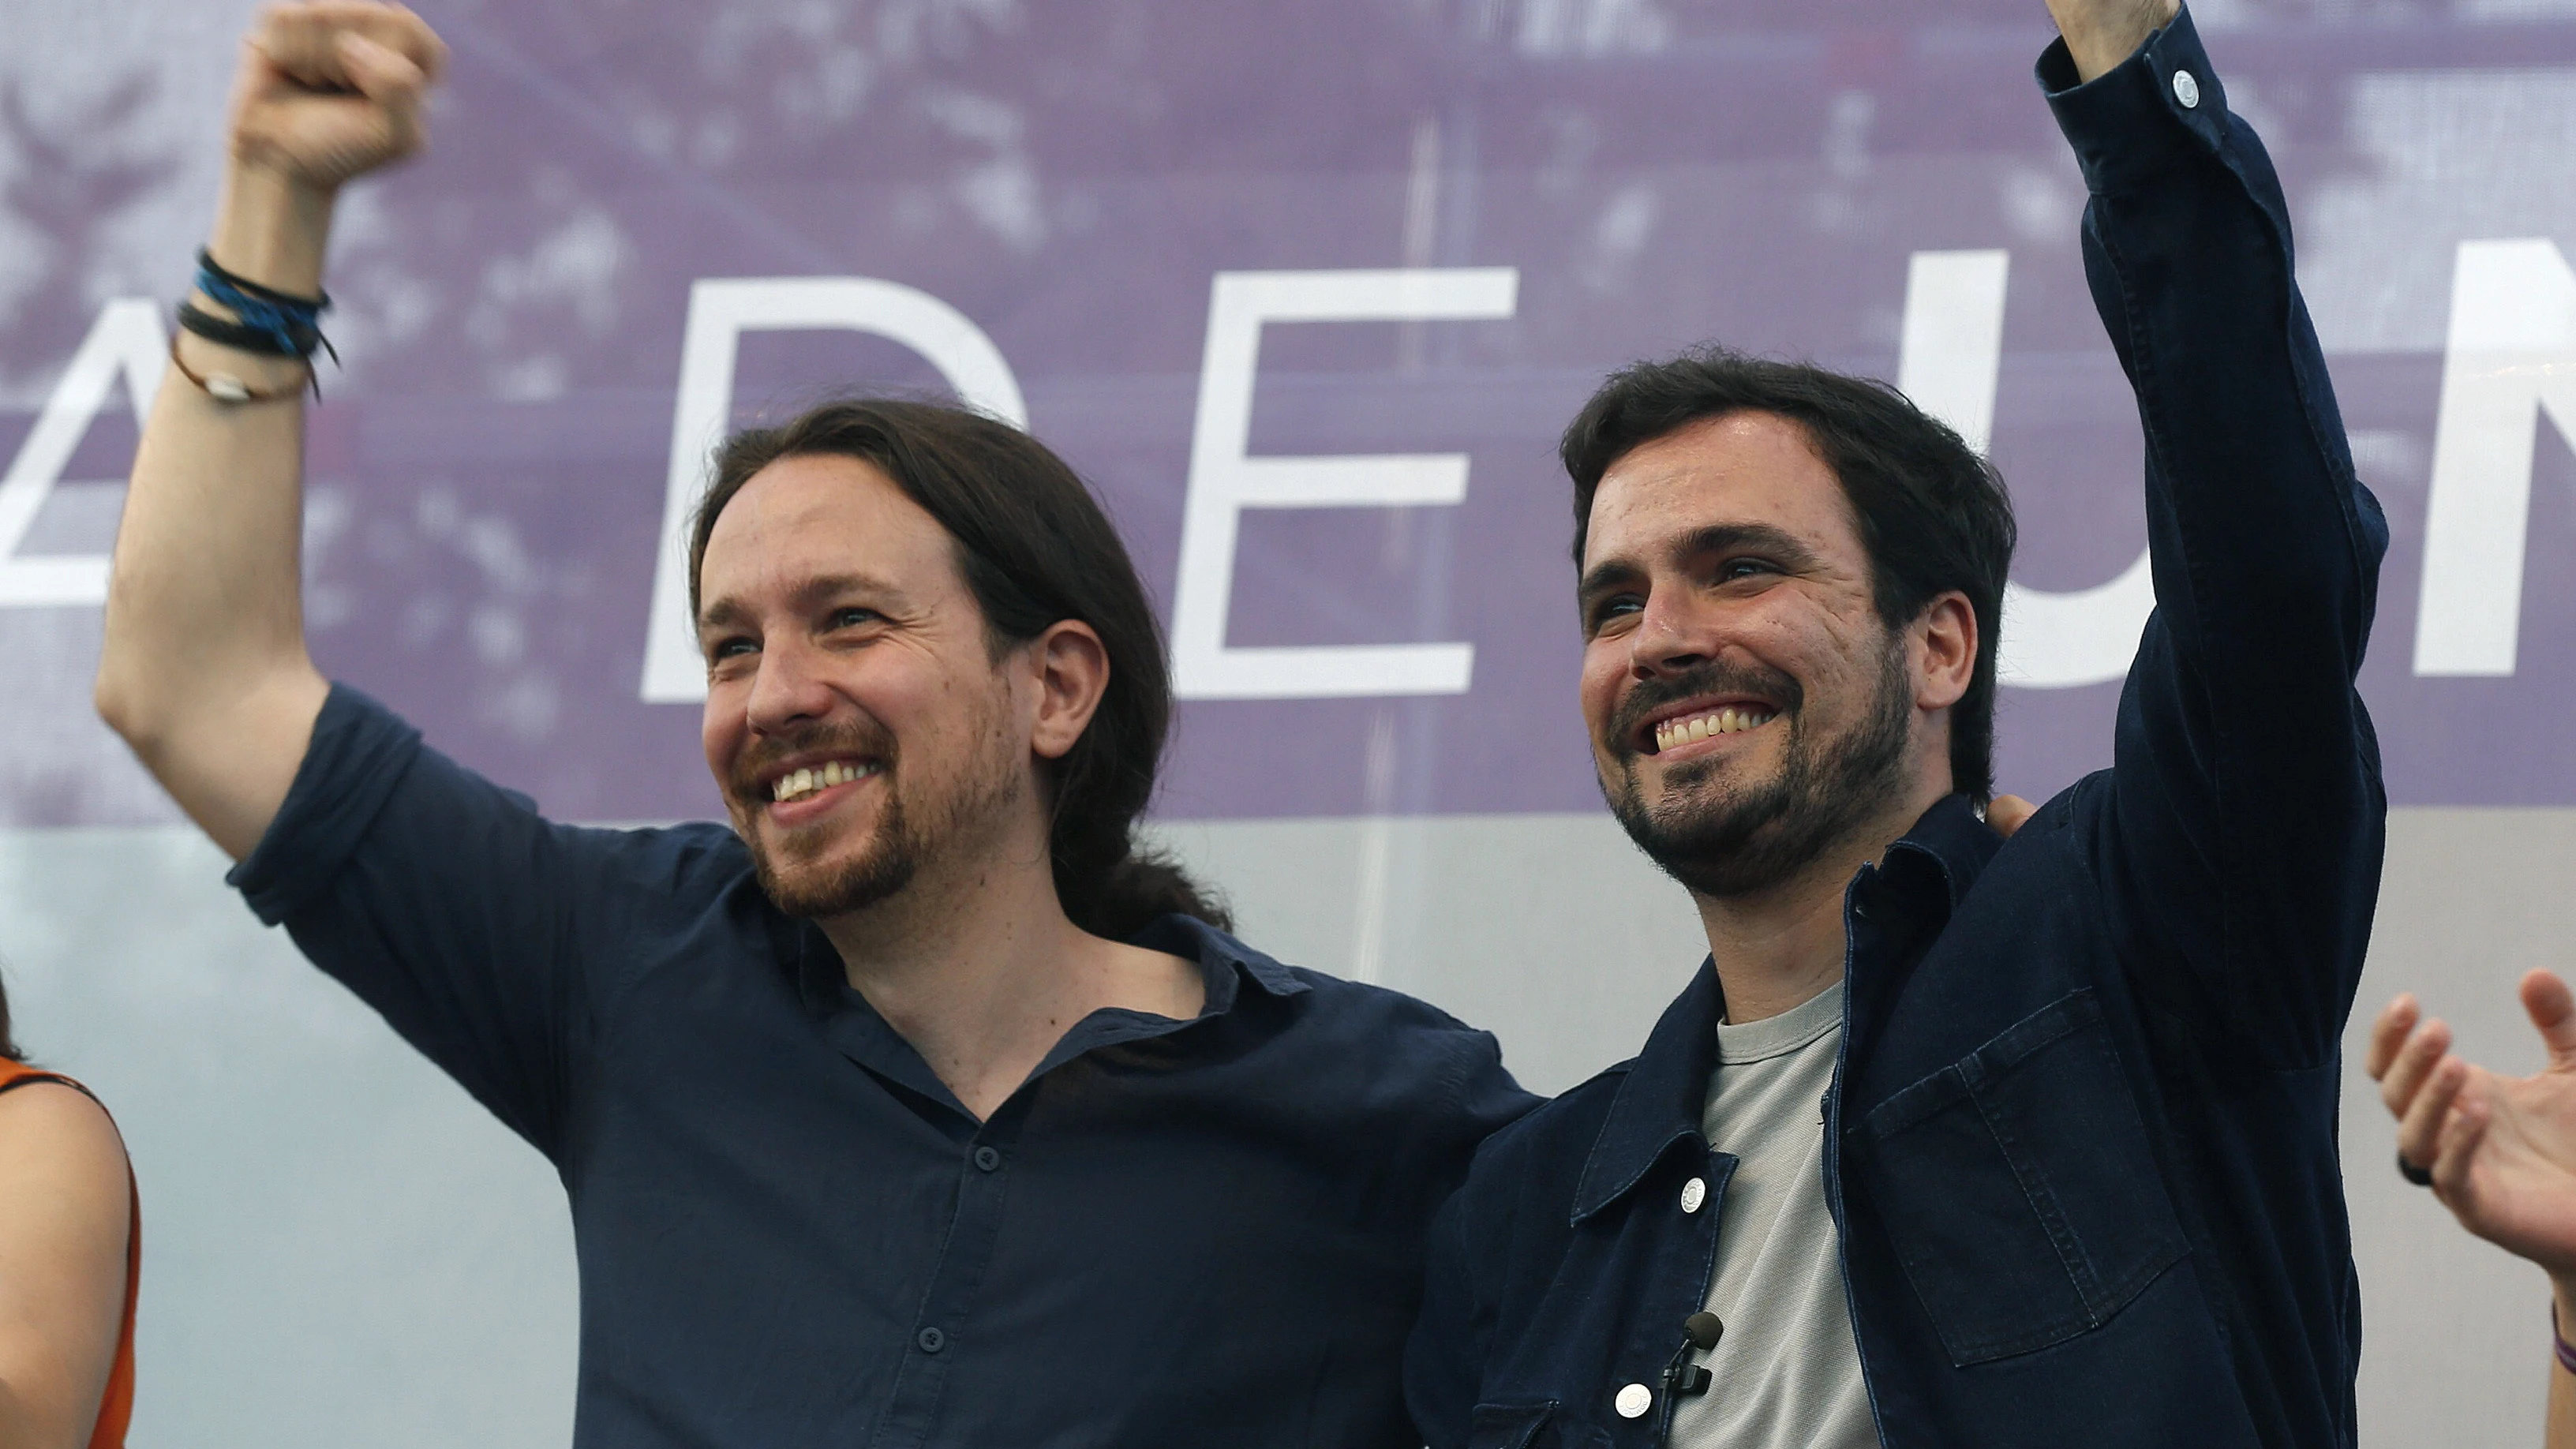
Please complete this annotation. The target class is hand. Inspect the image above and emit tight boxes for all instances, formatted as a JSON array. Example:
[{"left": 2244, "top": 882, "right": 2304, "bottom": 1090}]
[
  {"left": 2041, "top": 0, "right": 2180, "bottom": 83},
  {"left": 228, "top": 2, "right": 446, "bottom": 194},
  {"left": 1986, "top": 793, "right": 2039, "bottom": 838},
  {"left": 2368, "top": 971, "right": 2576, "bottom": 1286}
]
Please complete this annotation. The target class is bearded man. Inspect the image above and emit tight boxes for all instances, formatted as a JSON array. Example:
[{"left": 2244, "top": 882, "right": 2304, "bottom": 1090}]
[
  {"left": 93, "top": 6, "right": 1532, "bottom": 1444},
  {"left": 1404, "top": 2, "right": 2387, "bottom": 1447}
]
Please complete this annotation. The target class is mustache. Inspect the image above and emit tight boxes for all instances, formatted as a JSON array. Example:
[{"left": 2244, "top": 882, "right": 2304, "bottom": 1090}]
[
  {"left": 725, "top": 718, "right": 897, "bottom": 803},
  {"left": 1606, "top": 661, "right": 1803, "bottom": 759}
]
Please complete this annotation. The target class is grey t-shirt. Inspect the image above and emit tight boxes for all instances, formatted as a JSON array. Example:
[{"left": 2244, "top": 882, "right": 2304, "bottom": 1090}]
[{"left": 1666, "top": 980, "right": 1880, "bottom": 1449}]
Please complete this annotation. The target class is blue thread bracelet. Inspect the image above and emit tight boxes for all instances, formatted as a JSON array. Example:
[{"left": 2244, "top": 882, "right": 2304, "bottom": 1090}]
[{"left": 190, "top": 249, "right": 335, "bottom": 363}]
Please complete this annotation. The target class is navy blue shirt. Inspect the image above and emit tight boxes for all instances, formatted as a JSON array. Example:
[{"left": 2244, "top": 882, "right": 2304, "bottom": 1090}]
[
  {"left": 230, "top": 686, "right": 1536, "bottom": 1447},
  {"left": 1406, "top": 14, "right": 2386, "bottom": 1449}
]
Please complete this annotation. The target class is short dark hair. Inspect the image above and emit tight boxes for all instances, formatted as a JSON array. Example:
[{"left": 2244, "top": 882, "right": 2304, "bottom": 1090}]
[
  {"left": 690, "top": 398, "right": 1229, "bottom": 940},
  {"left": 1561, "top": 346, "right": 2016, "bottom": 800}
]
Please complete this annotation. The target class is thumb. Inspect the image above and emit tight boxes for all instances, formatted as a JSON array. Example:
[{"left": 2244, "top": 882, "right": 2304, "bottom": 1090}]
[{"left": 2522, "top": 969, "right": 2576, "bottom": 1070}]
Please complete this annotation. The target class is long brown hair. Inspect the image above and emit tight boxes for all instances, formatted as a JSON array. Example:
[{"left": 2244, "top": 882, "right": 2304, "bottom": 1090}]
[{"left": 691, "top": 398, "right": 1230, "bottom": 941}]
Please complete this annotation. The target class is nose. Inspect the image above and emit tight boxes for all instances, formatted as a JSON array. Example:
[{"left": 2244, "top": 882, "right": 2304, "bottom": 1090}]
[
  {"left": 1627, "top": 589, "right": 1712, "bottom": 681},
  {"left": 743, "top": 638, "right": 837, "bottom": 736}
]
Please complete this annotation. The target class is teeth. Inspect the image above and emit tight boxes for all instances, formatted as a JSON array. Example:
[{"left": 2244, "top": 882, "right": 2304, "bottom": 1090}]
[
  {"left": 1653, "top": 706, "right": 1777, "bottom": 752},
  {"left": 769, "top": 760, "right": 879, "bottom": 803}
]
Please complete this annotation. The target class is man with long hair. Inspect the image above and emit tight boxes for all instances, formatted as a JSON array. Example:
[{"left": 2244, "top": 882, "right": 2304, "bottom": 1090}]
[
  {"left": 94, "top": 6, "right": 1530, "bottom": 1443},
  {"left": 1407, "top": 2, "right": 2388, "bottom": 1446}
]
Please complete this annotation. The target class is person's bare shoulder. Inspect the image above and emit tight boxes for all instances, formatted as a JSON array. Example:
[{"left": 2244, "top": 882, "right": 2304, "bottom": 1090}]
[{"left": 0, "top": 1080, "right": 130, "bottom": 1242}]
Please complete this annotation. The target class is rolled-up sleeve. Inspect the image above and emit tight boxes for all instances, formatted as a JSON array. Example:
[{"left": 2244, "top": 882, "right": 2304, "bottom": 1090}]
[{"left": 228, "top": 683, "right": 598, "bottom": 1157}]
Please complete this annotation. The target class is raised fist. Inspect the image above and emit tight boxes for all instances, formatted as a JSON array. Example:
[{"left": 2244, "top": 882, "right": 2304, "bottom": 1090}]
[{"left": 227, "top": 2, "right": 447, "bottom": 193}]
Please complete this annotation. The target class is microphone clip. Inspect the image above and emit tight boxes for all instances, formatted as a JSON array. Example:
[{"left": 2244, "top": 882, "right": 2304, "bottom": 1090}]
[{"left": 1660, "top": 1311, "right": 1724, "bottom": 1398}]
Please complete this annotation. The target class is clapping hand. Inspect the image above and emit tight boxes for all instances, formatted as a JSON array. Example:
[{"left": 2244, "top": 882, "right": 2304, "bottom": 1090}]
[{"left": 2369, "top": 971, "right": 2576, "bottom": 1290}]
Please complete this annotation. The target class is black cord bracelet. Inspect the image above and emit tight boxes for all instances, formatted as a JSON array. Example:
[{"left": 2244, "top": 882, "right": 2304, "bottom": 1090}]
[
  {"left": 196, "top": 248, "right": 329, "bottom": 310},
  {"left": 176, "top": 300, "right": 302, "bottom": 358}
]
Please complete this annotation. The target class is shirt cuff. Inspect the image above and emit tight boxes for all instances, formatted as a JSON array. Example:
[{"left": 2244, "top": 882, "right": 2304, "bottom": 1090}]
[
  {"left": 2037, "top": 3, "right": 2232, "bottom": 195},
  {"left": 227, "top": 681, "right": 425, "bottom": 927}
]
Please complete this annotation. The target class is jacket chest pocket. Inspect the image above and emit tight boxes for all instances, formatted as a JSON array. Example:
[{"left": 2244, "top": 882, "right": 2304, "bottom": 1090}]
[
  {"left": 1853, "top": 988, "right": 2187, "bottom": 1366},
  {"left": 1468, "top": 1401, "right": 1610, "bottom": 1449}
]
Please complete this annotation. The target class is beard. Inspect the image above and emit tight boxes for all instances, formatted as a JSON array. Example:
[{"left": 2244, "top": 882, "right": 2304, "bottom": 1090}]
[
  {"left": 1602, "top": 637, "right": 1915, "bottom": 900},
  {"left": 728, "top": 703, "right": 1025, "bottom": 920}
]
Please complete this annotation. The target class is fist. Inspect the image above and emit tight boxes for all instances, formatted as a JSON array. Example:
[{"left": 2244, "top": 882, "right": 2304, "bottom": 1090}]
[{"left": 228, "top": 2, "right": 447, "bottom": 192}]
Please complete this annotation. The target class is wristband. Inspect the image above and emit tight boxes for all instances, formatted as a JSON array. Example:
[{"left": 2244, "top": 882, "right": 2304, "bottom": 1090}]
[
  {"left": 189, "top": 249, "right": 335, "bottom": 363},
  {"left": 167, "top": 331, "right": 311, "bottom": 406},
  {"left": 2552, "top": 1303, "right": 2576, "bottom": 1376}
]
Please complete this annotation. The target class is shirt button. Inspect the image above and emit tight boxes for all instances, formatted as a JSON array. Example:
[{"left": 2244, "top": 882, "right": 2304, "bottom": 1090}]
[
  {"left": 2172, "top": 69, "right": 2201, "bottom": 108},
  {"left": 916, "top": 1327, "right": 945, "bottom": 1354},
  {"left": 1616, "top": 1383, "right": 1653, "bottom": 1419},
  {"left": 973, "top": 1145, "right": 1001, "bottom": 1172},
  {"left": 1679, "top": 1176, "right": 1707, "bottom": 1214}
]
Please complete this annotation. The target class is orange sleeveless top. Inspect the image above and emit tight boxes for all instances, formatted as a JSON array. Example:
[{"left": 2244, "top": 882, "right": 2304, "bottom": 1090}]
[{"left": 0, "top": 1060, "right": 137, "bottom": 1449}]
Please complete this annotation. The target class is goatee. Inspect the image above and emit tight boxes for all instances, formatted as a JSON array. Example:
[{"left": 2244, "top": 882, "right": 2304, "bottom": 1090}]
[{"left": 1603, "top": 639, "right": 1914, "bottom": 900}]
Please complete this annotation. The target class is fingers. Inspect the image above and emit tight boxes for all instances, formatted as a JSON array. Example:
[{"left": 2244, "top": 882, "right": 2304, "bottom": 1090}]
[
  {"left": 2431, "top": 1080, "right": 2495, "bottom": 1204},
  {"left": 335, "top": 31, "right": 430, "bottom": 155},
  {"left": 2378, "top": 1011, "right": 2452, "bottom": 1123},
  {"left": 1986, "top": 794, "right": 2039, "bottom": 839},
  {"left": 2367, "top": 994, "right": 2421, "bottom": 1082},
  {"left": 2397, "top": 1053, "right": 2470, "bottom": 1174},
  {"left": 253, "top": 3, "right": 446, "bottom": 92},
  {"left": 2523, "top": 970, "right": 2576, "bottom": 1069}
]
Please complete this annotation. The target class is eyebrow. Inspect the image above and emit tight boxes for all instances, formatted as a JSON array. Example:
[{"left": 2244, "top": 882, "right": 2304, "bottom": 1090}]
[
  {"left": 698, "top": 571, "right": 904, "bottom": 635},
  {"left": 1577, "top": 522, "right": 1822, "bottom": 605}
]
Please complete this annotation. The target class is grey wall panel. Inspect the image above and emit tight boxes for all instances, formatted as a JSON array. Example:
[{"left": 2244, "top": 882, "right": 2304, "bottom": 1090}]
[
  {"left": 0, "top": 828, "right": 577, "bottom": 1449},
  {"left": 1, "top": 810, "right": 2566, "bottom": 1444}
]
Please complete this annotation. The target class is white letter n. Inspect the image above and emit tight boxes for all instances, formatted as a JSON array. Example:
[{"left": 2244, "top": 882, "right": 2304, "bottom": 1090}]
[{"left": 2414, "top": 238, "right": 2576, "bottom": 677}]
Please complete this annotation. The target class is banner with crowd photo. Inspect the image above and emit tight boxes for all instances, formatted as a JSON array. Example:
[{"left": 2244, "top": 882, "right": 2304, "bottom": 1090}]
[{"left": 4, "top": 1, "right": 2575, "bottom": 1444}]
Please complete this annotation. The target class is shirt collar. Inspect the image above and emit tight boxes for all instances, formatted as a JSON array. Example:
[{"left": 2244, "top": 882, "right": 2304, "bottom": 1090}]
[
  {"left": 777, "top": 907, "right": 1310, "bottom": 1117},
  {"left": 1568, "top": 792, "right": 1998, "bottom": 1223}
]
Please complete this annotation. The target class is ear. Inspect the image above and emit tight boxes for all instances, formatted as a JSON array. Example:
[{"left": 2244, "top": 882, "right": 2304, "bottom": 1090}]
[
  {"left": 1910, "top": 590, "right": 1977, "bottom": 713},
  {"left": 1025, "top": 620, "right": 1111, "bottom": 762}
]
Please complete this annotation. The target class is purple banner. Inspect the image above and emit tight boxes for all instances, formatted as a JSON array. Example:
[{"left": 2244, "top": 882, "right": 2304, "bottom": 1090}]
[{"left": 8, "top": 0, "right": 2576, "bottom": 826}]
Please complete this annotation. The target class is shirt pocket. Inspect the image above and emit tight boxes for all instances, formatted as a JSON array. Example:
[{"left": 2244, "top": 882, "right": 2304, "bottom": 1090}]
[
  {"left": 1467, "top": 1400, "right": 1605, "bottom": 1449},
  {"left": 1854, "top": 987, "right": 2188, "bottom": 1366}
]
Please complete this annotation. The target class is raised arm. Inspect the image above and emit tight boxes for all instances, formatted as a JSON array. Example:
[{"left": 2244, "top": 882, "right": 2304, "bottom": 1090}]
[
  {"left": 2040, "top": 0, "right": 2389, "bottom": 1064},
  {"left": 95, "top": 2, "right": 444, "bottom": 860}
]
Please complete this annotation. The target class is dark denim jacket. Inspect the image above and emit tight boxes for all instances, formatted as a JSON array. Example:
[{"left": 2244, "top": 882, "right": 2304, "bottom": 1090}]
[{"left": 1405, "top": 13, "right": 2388, "bottom": 1449}]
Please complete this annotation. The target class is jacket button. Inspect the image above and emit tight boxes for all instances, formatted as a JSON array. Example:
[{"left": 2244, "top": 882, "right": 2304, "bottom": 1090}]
[
  {"left": 1616, "top": 1383, "right": 1653, "bottom": 1419},
  {"left": 916, "top": 1326, "right": 945, "bottom": 1354},
  {"left": 973, "top": 1145, "right": 1002, "bottom": 1172},
  {"left": 2173, "top": 69, "right": 2201, "bottom": 108},
  {"left": 1679, "top": 1176, "right": 1707, "bottom": 1214}
]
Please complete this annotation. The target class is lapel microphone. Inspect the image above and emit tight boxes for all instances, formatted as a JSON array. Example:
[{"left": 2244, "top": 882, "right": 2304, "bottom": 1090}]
[{"left": 1661, "top": 1312, "right": 1724, "bottom": 1397}]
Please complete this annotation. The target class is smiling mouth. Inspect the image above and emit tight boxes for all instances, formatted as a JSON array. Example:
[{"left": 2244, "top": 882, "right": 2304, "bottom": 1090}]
[
  {"left": 768, "top": 758, "right": 884, "bottom": 803},
  {"left": 1649, "top": 705, "right": 1779, "bottom": 754}
]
